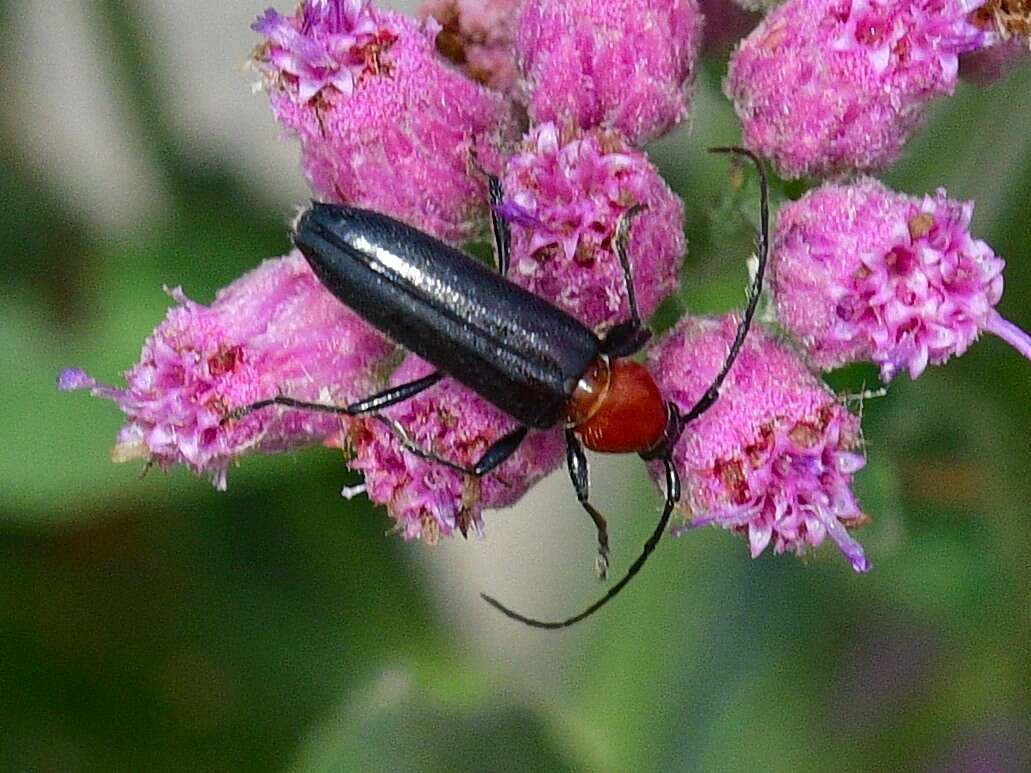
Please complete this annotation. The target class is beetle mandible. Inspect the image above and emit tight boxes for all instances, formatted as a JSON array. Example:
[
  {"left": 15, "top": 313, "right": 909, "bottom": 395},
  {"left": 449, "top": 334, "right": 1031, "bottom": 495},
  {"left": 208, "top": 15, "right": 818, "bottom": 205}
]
[{"left": 226, "top": 146, "right": 770, "bottom": 629}]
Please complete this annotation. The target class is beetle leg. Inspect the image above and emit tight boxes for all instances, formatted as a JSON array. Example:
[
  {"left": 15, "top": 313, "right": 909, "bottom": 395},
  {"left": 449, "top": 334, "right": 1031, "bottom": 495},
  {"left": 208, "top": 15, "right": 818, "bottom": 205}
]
[
  {"left": 600, "top": 322, "right": 652, "bottom": 358},
  {"left": 480, "top": 452, "right": 680, "bottom": 629},
  {"left": 372, "top": 416, "right": 528, "bottom": 478},
  {"left": 565, "top": 429, "right": 611, "bottom": 580},
  {"left": 472, "top": 425, "right": 528, "bottom": 475},
  {"left": 227, "top": 370, "right": 528, "bottom": 478},
  {"left": 612, "top": 203, "right": 648, "bottom": 332},
  {"left": 221, "top": 372, "right": 444, "bottom": 423},
  {"left": 598, "top": 204, "right": 653, "bottom": 358},
  {"left": 345, "top": 372, "right": 444, "bottom": 414},
  {"left": 487, "top": 174, "right": 511, "bottom": 276},
  {"left": 469, "top": 148, "right": 510, "bottom": 276}
]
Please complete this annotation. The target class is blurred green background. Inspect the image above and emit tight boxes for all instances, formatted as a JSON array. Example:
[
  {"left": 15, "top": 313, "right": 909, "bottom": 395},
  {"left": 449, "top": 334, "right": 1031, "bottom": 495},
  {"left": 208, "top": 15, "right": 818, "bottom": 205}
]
[{"left": 2, "top": 1, "right": 1030, "bottom": 771}]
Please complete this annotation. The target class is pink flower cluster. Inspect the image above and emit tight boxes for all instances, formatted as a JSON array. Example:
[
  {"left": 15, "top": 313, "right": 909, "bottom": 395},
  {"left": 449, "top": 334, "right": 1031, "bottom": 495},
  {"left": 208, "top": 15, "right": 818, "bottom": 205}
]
[
  {"left": 253, "top": 0, "right": 516, "bottom": 244},
  {"left": 66, "top": 0, "right": 698, "bottom": 545},
  {"left": 348, "top": 356, "right": 565, "bottom": 542},
  {"left": 727, "top": 0, "right": 991, "bottom": 177},
  {"left": 60, "top": 254, "right": 391, "bottom": 489},
  {"left": 724, "top": 1, "right": 1030, "bottom": 563},
  {"left": 772, "top": 179, "right": 1031, "bottom": 380},
  {"left": 62, "top": 0, "right": 1030, "bottom": 575},
  {"left": 516, "top": 0, "right": 703, "bottom": 146},
  {"left": 499, "top": 122, "right": 684, "bottom": 329},
  {"left": 649, "top": 316, "right": 870, "bottom": 571}
]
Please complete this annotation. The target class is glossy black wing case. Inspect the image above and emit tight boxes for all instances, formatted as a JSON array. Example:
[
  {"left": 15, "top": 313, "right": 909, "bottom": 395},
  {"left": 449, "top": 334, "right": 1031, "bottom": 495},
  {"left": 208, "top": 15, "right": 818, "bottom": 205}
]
[{"left": 294, "top": 203, "right": 601, "bottom": 428}]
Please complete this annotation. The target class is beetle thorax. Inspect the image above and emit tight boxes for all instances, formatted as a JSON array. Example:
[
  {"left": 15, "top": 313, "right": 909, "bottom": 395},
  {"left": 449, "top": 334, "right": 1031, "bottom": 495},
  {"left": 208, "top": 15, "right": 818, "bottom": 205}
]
[{"left": 566, "top": 357, "right": 668, "bottom": 454}]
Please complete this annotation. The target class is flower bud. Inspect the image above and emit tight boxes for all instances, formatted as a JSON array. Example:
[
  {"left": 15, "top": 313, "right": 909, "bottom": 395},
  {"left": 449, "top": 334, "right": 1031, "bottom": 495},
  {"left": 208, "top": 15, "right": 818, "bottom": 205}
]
[
  {"left": 726, "top": 0, "right": 991, "bottom": 177},
  {"left": 516, "top": 0, "right": 702, "bottom": 145},
  {"left": 499, "top": 123, "right": 685, "bottom": 330},
  {"left": 649, "top": 315, "right": 871, "bottom": 572},
  {"left": 59, "top": 253, "right": 392, "bottom": 489},
  {"left": 253, "top": 0, "right": 517, "bottom": 243},
  {"left": 419, "top": 0, "right": 521, "bottom": 93}
]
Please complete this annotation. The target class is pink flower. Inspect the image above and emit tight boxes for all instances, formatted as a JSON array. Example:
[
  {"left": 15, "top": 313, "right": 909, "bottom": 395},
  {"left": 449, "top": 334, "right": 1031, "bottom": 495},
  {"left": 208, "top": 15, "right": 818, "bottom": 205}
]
[
  {"left": 649, "top": 315, "right": 871, "bottom": 572},
  {"left": 726, "top": 0, "right": 992, "bottom": 178},
  {"left": 347, "top": 355, "right": 565, "bottom": 543},
  {"left": 772, "top": 179, "right": 1031, "bottom": 380},
  {"left": 59, "top": 253, "right": 393, "bottom": 489},
  {"left": 253, "top": 0, "right": 517, "bottom": 244},
  {"left": 499, "top": 123, "right": 685, "bottom": 329},
  {"left": 515, "top": 0, "right": 703, "bottom": 146},
  {"left": 419, "top": 0, "right": 521, "bottom": 92},
  {"left": 253, "top": 0, "right": 387, "bottom": 103}
]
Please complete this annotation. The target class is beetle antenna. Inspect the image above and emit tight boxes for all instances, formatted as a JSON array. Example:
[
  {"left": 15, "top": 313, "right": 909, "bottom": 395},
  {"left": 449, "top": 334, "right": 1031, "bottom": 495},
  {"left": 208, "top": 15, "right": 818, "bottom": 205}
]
[
  {"left": 480, "top": 454, "right": 680, "bottom": 629},
  {"left": 677, "top": 146, "right": 770, "bottom": 428}
]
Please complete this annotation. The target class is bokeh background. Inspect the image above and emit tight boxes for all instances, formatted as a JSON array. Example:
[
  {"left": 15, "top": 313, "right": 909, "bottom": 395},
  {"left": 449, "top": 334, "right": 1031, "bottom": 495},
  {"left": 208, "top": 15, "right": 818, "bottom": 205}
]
[{"left": 3, "top": 1, "right": 1030, "bottom": 771}]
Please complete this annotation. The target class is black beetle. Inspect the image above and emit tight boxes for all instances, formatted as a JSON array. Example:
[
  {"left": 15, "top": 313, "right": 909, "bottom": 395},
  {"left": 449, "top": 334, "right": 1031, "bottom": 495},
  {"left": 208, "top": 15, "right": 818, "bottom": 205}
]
[{"left": 228, "top": 146, "right": 769, "bottom": 628}]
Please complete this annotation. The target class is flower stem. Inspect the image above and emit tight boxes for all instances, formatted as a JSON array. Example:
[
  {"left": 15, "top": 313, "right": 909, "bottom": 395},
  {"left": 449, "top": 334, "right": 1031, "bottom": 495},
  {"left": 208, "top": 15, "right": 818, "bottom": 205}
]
[{"left": 985, "top": 310, "right": 1031, "bottom": 362}]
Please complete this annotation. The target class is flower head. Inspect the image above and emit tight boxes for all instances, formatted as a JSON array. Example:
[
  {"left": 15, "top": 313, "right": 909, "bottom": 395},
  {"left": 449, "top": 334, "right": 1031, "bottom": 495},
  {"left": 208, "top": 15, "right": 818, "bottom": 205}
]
[
  {"left": 253, "top": 0, "right": 389, "bottom": 103},
  {"left": 419, "top": 0, "right": 521, "bottom": 92},
  {"left": 515, "top": 0, "right": 703, "bottom": 146},
  {"left": 726, "top": 0, "right": 992, "bottom": 177},
  {"left": 347, "top": 356, "right": 565, "bottom": 542},
  {"left": 499, "top": 123, "right": 685, "bottom": 329},
  {"left": 649, "top": 315, "right": 871, "bottom": 571},
  {"left": 253, "top": 0, "right": 517, "bottom": 244},
  {"left": 772, "top": 178, "right": 1031, "bottom": 380},
  {"left": 59, "top": 253, "right": 393, "bottom": 489}
]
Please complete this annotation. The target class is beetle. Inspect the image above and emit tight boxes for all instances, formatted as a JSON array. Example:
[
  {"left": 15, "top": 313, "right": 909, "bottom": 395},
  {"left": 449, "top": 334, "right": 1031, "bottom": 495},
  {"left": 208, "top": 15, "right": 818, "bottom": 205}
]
[{"left": 226, "top": 146, "right": 769, "bottom": 628}]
